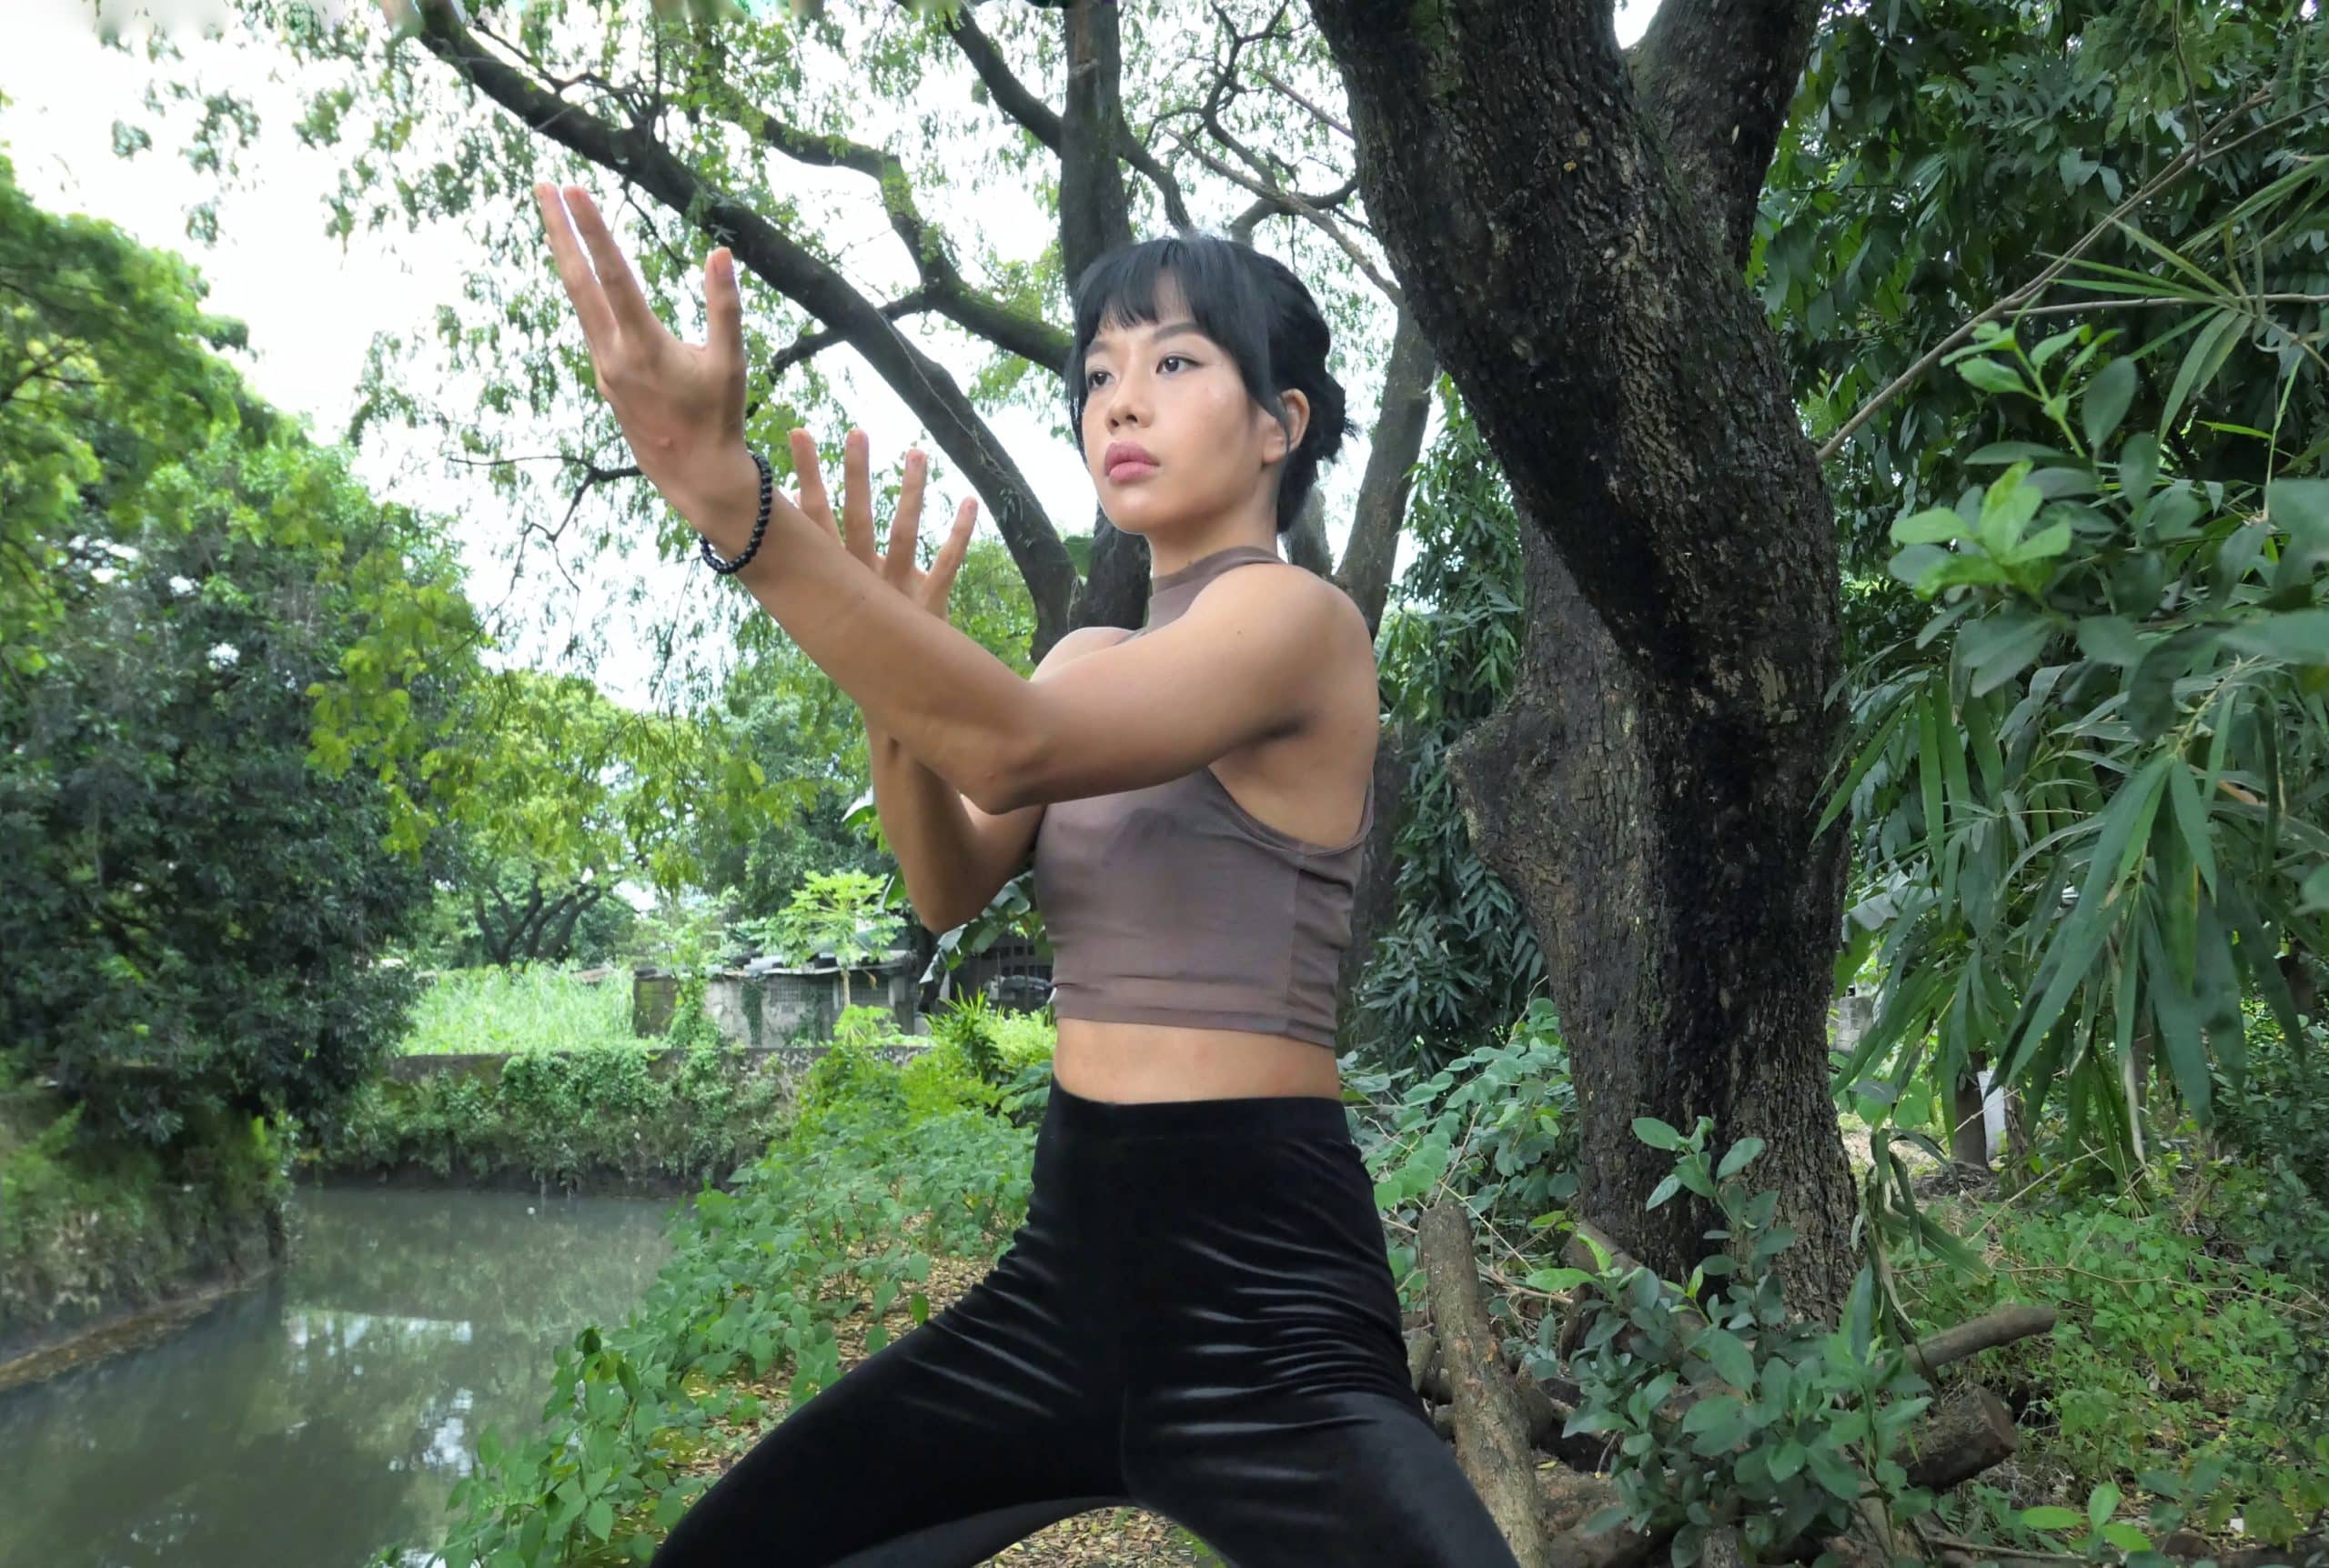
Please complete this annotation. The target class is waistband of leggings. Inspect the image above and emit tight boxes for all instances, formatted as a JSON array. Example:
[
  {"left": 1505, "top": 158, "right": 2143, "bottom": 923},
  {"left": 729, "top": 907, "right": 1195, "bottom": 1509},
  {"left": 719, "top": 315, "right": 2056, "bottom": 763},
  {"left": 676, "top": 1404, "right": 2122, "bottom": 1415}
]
[{"left": 1043, "top": 1071, "right": 1354, "bottom": 1142}]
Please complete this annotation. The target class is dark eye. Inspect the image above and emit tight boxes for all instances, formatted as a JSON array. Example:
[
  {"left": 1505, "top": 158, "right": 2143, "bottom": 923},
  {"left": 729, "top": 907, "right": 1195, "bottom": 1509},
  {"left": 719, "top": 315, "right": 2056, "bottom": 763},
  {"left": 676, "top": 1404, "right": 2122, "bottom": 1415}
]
[
  {"left": 1159, "top": 354, "right": 1191, "bottom": 373},
  {"left": 1084, "top": 367, "right": 1110, "bottom": 389}
]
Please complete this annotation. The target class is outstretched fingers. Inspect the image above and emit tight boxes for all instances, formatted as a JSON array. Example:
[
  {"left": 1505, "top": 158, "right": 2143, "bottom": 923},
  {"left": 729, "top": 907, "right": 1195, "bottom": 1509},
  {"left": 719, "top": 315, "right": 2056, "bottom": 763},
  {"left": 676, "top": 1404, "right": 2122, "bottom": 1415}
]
[
  {"left": 556, "top": 185, "right": 662, "bottom": 350},
  {"left": 790, "top": 427, "right": 832, "bottom": 534},
  {"left": 888, "top": 450, "right": 929, "bottom": 583},
  {"left": 533, "top": 184, "right": 619, "bottom": 359},
  {"left": 841, "top": 429, "right": 876, "bottom": 563},
  {"left": 931, "top": 496, "right": 977, "bottom": 602}
]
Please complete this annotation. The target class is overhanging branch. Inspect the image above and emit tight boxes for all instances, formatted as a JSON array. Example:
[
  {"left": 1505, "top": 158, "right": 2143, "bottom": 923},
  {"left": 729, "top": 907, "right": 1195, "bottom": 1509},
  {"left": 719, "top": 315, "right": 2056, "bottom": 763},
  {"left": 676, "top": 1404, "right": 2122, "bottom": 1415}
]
[
  {"left": 408, "top": 5, "right": 1081, "bottom": 644},
  {"left": 741, "top": 106, "right": 1069, "bottom": 367}
]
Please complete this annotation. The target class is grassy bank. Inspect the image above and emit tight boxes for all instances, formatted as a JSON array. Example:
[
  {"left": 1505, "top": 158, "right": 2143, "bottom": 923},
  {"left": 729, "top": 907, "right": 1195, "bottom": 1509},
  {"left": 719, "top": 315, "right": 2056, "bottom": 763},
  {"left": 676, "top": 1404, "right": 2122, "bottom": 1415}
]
[
  {"left": 306, "top": 964, "right": 797, "bottom": 1191},
  {"left": 0, "top": 1077, "right": 289, "bottom": 1372}
]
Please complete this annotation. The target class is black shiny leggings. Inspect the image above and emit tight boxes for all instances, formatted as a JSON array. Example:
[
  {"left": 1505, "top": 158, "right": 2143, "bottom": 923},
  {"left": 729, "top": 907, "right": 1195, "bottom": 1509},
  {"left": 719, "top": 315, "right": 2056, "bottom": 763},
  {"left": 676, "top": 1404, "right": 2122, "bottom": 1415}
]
[{"left": 648, "top": 1073, "right": 1523, "bottom": 1567}]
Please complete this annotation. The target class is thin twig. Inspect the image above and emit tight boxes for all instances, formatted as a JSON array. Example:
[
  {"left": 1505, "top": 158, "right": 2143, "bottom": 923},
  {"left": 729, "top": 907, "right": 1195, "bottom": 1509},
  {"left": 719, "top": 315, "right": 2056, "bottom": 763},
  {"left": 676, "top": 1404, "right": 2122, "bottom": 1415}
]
[
  {"left": 2004, "top": 290, "right": 2327, "bottom": 318},
  {"left": 1256, "top": 67, "right": 1352, "bottom": 140}
]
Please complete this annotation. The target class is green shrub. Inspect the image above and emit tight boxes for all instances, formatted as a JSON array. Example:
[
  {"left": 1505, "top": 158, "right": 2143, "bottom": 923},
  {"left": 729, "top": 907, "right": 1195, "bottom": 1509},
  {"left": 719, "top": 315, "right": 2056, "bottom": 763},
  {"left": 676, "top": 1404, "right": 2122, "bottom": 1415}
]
[
  {"left": 1345, "top": 996, "right": 1575, "bottom": 1312},
  {"left": 2, "top": 1084, "right": 288, "bottom": 1336},
  {"left": 1902, "top": 1177, "right": 2329, "bottom": 1544},
  {"left": 308, "top": 1041, "right": 787, "bottom": 1191}
]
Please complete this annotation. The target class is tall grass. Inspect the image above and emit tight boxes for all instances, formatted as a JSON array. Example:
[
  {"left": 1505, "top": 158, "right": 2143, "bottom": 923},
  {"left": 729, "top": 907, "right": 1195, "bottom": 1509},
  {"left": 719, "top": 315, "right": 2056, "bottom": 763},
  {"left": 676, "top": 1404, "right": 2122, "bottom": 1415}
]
[{"left": 397, "top": 964, "right": 638, "bottom": 1056}]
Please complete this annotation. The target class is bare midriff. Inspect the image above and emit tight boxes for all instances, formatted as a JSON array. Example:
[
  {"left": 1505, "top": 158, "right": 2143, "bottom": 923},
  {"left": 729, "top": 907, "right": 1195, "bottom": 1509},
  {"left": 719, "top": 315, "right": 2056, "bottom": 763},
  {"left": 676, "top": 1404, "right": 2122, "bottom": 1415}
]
[{"left": 1052, "top": 1017, "right": 1342, "bottom": 1102}]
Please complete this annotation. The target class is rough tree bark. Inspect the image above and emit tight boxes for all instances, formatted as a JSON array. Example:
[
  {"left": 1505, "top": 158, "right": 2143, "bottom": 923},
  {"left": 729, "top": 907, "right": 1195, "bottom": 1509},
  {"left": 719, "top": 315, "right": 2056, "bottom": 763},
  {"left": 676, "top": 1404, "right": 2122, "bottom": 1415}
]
[{"left": 1306, "top": 0, "right": 1859, "bottom": 1315}]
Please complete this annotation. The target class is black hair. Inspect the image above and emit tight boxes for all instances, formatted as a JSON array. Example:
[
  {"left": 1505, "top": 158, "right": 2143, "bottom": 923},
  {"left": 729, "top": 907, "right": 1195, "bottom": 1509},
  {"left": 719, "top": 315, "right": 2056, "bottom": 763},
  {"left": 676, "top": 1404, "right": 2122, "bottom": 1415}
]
[{"left": 1064, "top": 231, "right": 1356, "bottom": 537}]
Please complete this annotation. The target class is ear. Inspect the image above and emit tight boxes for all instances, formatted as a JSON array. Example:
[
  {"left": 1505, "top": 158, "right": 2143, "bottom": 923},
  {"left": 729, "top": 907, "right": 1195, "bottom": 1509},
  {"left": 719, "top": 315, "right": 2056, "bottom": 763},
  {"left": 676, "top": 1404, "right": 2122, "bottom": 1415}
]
[{"left": 1264, "top": 388, "right": 1310, "bottom": 464}]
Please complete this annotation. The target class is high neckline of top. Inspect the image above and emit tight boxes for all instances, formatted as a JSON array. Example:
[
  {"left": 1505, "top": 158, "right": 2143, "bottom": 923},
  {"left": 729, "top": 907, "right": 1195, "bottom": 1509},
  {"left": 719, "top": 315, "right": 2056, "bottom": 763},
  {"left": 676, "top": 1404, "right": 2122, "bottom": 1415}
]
[{"left": 1144, "top": 543, "right": 1284, "bottom": 629}]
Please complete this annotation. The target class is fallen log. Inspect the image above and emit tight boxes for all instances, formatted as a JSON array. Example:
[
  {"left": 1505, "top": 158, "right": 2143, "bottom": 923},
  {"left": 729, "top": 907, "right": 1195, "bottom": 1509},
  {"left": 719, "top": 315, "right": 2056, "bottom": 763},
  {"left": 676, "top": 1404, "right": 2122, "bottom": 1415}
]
[
  {"left": 1418, "top": 1198, "right": 1553, "bottom": 1564},
  {"left": 1900, "top": 1384, "right": 2017, "bottom": 1493},
  {"left": 1905, "top": 1303, "right": 2057, "bottom": 1377}
]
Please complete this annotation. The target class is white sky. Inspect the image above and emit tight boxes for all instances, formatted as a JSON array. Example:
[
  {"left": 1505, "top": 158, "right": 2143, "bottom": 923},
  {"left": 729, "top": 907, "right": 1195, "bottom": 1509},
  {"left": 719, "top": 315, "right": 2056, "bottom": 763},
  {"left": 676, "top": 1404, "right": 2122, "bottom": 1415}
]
[{"left": 5, "top": 0, "right": 1658, "bottom": 709}]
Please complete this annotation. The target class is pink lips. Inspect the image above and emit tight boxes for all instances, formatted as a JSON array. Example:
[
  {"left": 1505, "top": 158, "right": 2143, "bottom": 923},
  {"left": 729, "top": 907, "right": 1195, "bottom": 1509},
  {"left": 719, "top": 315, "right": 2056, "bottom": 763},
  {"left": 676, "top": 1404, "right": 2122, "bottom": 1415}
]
[{"left": 1104, "top": 441, "right": 1158, "bottom": 483}]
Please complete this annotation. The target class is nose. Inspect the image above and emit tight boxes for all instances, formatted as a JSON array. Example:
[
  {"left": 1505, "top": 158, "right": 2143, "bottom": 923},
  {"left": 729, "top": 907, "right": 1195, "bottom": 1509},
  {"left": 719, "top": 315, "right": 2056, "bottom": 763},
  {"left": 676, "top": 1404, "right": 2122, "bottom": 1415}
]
[{"left": 1100, "top": 367, "right": 1149, "bottom": 432}]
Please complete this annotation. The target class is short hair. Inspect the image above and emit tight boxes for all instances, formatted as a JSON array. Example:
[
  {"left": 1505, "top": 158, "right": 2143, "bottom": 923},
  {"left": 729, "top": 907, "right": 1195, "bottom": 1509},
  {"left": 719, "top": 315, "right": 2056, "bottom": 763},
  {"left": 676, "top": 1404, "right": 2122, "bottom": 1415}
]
[{"left": 1064, "top": 232, "right": 1356, "bottom": 536}]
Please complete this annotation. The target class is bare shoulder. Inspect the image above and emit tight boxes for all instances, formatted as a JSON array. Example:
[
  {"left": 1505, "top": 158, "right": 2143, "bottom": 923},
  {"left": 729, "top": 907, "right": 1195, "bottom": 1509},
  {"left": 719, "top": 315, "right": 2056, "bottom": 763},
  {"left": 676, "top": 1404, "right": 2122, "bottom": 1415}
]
[{"left": 1033, "top": 622, "right": 1136, "bottom": 678}]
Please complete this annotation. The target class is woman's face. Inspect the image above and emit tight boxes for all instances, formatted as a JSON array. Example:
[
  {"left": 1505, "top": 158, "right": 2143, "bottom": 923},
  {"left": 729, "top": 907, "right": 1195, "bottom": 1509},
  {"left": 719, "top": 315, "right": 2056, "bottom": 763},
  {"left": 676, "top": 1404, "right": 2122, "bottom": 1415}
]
[{"left": 1078, "top": 279, "right": 1306, "bottom": 538}]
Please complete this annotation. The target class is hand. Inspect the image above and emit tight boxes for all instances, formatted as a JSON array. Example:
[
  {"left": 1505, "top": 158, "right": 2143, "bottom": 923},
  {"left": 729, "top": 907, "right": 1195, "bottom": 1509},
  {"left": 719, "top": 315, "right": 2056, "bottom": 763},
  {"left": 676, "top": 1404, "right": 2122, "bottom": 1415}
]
[
  {"left": 531, "top": 181, "right": 744, "bottom": 514},
  {"left": 790, "top": 427, "right": 978, "bottom": 622}
]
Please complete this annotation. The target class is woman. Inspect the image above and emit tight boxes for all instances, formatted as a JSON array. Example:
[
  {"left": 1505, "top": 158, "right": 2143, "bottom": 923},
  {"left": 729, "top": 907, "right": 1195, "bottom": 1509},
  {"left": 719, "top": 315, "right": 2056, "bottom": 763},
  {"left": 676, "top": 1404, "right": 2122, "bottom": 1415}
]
[{"left": 532, "top": 182, "right": 1520, "bottom": 1567}]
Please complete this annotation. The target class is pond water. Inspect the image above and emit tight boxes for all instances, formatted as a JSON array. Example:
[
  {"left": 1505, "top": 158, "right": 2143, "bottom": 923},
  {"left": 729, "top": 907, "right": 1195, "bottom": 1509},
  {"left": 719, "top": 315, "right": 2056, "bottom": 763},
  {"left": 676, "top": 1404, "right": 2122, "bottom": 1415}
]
[{"left": 0, "top": 1183, "right": 681, "bottom": 1567}]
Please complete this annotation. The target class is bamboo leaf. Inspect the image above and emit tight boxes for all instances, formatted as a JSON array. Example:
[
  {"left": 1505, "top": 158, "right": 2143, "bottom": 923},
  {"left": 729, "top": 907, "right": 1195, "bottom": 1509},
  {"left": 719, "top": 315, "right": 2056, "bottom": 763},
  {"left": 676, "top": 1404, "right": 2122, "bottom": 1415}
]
[
  {"left": 2001, "top": 756, "right": 2172, "bottom": 1074},
  {"left": 2082, "top": 358, "right": 2138, "bottom": 452},
  {"left": 2166, "top": 759, "right": 2218, "bottom": 897},
  {"left": 2142, "top": 912, "right": 2213, "bottom": 1122},
  {"left": 2159, "top": 307, "right": 2243, "bottom": 437}
]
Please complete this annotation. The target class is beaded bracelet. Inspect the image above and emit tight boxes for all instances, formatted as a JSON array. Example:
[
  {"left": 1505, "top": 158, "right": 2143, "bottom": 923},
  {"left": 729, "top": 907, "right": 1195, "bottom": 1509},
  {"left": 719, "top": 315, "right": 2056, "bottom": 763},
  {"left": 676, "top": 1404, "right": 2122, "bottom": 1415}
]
[{"left": 698, "top": 447, "right": 774, "bottom": 576}]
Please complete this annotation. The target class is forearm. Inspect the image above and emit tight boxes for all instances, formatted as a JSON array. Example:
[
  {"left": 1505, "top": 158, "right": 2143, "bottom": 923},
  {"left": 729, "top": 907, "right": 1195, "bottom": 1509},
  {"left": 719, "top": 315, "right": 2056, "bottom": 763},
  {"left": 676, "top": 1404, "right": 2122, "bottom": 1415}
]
[
  {"left": 683, "top": 447, "right": 1031, "bottom": 808},
  {"left": 865, "top": 717, "right": 986, "bottom": 932}
]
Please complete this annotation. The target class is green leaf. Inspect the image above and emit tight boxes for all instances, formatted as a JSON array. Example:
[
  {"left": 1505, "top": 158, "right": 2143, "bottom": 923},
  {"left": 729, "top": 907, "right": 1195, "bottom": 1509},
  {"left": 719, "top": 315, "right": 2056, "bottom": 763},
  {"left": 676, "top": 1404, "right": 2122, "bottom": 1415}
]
[
  {"left": 1960, "top": 609, "right": 2054, "bottom": 697},
  {"left": 2160, "top": 308, "right": 2243, "bottom": 436},
  {"left": 2301, "top": 862, "right": 2329, "bottom": 915},
  {"left": 1695, "top": 1327, "right": 1758, "bottom": 1390},
  {"left": 2166, "top": 760, "right": 2217, "bottom": 897},
  {"left": 2082, "top": 358, "right": 2137, "bottom": 451},
  {"left": 1968, "top": 440, "right": 2065, "bottom": 465},
  {"left": 2120, "top": 431, "right": 2161, "bottom": 502},
  {"left": 2101, "top": 1523, "right": 2153, "bottom": 1553},
  {"left": 2075, "top": 615, "right": 2147, "bottom": 668},
  {"left": 2021, "top": 1506, "right": 2085, "bottom": 1532},
  {"left": 2268, "top": 478, "right": 2329, "bottom": 592},
  {"left": 1632, "top": 1117, "right": 1685, "bottom": 1151},
  {"left": 1582, "top": 1505, "right": 1635, "bottom": 1537},
  {"left": 1958, "top": 356, "right": 2026, "bottom": 397},
  {"left": 2089, "top": 1483, "right": 2122, "bottom": 1531},
  {"left": 1647, "top": 1172, "right": 1684, "bottom": 1211},
  {"left": 2221, "top": 609, "right": 2329, "bottom": 665},
  {"left": 1977, "top": 462, "right": 2044, "bottom": 556},
  {"left": 1807, "top": 1443, "right": 1862, "bottom": 1501},
  {"left": 2000, "top": 519, "right": 2072, "bottom": 566},
  {"left": 586, "top": 1497, "right": 615, "bottom": 1543},
  {"left": 1890, "top": 508, "right": 1968, "bottom": 545},
  {"left": 1716, "top": 1137, "right": 1766, "bottom": 1181}
]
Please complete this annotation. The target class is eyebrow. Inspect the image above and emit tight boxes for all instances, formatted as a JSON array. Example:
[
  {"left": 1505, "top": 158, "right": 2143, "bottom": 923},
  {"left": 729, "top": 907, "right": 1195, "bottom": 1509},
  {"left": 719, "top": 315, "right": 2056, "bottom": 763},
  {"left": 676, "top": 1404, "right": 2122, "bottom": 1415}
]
[{"left": 1086, "top": 318, "right": 1206, "bottom": 356}]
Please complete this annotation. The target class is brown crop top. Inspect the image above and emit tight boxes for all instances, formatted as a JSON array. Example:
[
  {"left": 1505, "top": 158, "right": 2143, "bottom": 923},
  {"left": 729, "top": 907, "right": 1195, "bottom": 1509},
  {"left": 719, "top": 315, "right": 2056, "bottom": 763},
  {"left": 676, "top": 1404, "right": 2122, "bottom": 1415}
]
[{"left": 1030, "top": 542, "right": 1376, "bottom": 1049}]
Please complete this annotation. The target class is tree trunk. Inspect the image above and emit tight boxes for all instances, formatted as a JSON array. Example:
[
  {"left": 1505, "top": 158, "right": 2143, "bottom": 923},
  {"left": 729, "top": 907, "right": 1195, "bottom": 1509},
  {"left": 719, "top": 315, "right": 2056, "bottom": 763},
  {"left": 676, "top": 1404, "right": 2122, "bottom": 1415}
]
[{"left": 1308, "top": 0, "right": 1857, "bottom": 1315}]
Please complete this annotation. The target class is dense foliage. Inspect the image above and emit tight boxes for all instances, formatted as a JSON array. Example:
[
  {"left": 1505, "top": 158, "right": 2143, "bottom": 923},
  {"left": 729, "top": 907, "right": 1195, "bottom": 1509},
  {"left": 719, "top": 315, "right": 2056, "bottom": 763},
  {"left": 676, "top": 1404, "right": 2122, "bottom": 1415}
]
[
  {"left": 1769, "top": 0, "right": 2329, "bottom": 1175},
  {"left": 1351, "top": 386, "right": 1550, "bottom": 1070}
]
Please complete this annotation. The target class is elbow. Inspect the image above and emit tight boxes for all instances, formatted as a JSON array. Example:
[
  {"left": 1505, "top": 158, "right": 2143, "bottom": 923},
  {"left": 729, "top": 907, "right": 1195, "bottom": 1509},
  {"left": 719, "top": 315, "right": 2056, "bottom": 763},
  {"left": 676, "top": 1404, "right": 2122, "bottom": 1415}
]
[{"left": 961, "top": 718, "right": 1044, "bottom": 817}]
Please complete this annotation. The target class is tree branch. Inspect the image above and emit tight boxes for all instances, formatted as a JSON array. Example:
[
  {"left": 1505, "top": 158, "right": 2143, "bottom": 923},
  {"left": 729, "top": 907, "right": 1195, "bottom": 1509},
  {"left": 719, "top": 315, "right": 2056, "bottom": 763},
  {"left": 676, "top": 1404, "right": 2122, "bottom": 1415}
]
[
  {"left": 1339, "top": 304, "right": 1435, "bottom": 635},
  {"left": 1167, "top": 135, "right": 1396, "bottom": 301},
  {"left": 740, "top": 106, "right": 1069, "bottom": 367},
  {"left": 1626, "top": 0, "right": 1823, "bottom": 268},
  {"left": 409, "top": 5, "right": 1081, "bottom": 646}
]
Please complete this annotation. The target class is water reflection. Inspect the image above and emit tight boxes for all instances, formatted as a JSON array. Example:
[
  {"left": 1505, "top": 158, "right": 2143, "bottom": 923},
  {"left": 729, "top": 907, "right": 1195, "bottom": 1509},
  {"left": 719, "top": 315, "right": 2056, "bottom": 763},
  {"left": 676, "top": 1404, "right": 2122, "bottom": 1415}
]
[{"left": 0, "top": 1184, "right": 679, "bottom": 1568}]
